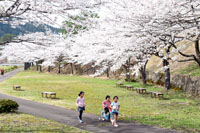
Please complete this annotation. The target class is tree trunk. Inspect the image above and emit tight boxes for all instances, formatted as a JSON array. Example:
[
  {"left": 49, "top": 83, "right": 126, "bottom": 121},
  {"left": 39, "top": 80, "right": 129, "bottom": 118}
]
[
  {"left": 36, "top": 62, "right": 39, "bottom": 71},
  {"left": 48, "top": 66, "right": 51, "bottom": 72},
  {"left": 139, "top": 60, "right": 148, "bottom": 85},
  {"left": 106, "top": 68, "right": 109, "bottom": 78},
  {"left": 24, "top": 62, "right": 31, "bottom": 70},
  {"left": 24, "top": 62, "right": 27, "bottom": 70},
  {"left": 163, "top": 59, "right": 170, "bottom": 90},
  {"left": 58, "top": 64, "right": 61, "bottom": 74},
  {"left": 28, "top": 63, "right": 31, "bottom": 69},
  {"left": 194, "top": 39, "right": 200, "bottom": 66},
  {"left": 39, "top": 65, "right": 42, "bottom": 72},
  {"left": 70, "top": 63, "right": 74, "bottom": 75}
]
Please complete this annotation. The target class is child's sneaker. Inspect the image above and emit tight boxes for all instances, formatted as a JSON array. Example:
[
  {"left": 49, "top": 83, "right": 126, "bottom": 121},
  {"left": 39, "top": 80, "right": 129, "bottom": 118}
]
[
  {"left": 114, "top": 124, "right": 119, "bottom": 127},
  {"left": 78, "top": 117, "right": 83, "bottom": 123}
]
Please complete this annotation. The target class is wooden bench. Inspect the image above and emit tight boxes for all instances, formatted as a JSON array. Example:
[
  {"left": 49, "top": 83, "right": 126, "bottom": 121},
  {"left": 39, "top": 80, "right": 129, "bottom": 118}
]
[
  {"left": 136, "top": 88, "right": 147, "bottom": 94},
  {"left": 151, "top": 92, "right": 164, "bottom": 99},
  {"left": 41, "top": 92, "right": 56, "bottom": 99},
  {"left": 125, "top": 85, "right": 134, "bottom": 91},
  {"left": 116, "top": 82, "right": 124, "bottom": 88},
  {"left": 13, "top": 85, "right": 21, "bottom": 91}
]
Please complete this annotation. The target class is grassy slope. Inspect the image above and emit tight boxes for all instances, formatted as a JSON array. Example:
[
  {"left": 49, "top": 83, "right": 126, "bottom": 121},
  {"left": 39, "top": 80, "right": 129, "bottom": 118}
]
[
  {"left": 174, "top": 63, "right": 200, "bottom": 77},
  {"left": 146, "top": 40, "right": 200, "bottom": 76},
  {"left": 0, "top": 113, "right": 87, "bottom": 132},
  {"left": 0, "top": 66, "right": 18, "bottom": 73},
  {"left": 146, "top": 40, "right": 197, "bottom": 74},
  {"left": 0, "top": 71, "right": 199, "bottom": 132}
]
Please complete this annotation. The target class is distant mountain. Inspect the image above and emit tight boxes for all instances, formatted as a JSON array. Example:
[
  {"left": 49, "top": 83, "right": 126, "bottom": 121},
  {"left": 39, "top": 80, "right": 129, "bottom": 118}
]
[{"left": 0, "top": 23, "right": 59, "bottom": 37}]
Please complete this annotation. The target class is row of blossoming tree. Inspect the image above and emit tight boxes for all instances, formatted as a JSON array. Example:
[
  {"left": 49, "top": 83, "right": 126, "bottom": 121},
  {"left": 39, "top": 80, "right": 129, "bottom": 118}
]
[{"left": 1, "top": 0, "right": 200, "bottom": 90}]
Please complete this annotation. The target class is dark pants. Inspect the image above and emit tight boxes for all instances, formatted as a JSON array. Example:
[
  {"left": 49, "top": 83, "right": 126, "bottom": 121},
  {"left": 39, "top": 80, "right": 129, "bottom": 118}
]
[
  {"left": 78, "top": 107, "right": 85, "bottom": 120},
  {"left": 104, "top": 107, "right": 109, "bottom": 114},
  {"left": 79, "top": 110, "right": 83, "bottom": 120}
]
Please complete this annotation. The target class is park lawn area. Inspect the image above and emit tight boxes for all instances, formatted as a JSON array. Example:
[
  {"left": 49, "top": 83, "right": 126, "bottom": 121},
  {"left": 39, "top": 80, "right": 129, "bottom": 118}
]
[
  {"left": 0, "top": 71, "right": 200, "bottom": 132},
  {"left": 0, "top": 65, "right": 18, "bottom": 73},
  {"left": 0, "top": 113, "right": 87, "bottom": 133}
]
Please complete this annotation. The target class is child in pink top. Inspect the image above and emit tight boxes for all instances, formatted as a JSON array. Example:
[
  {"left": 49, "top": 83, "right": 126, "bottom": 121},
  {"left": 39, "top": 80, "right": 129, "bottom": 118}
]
[
  {"left": 76, "top": 91, "right": 85, "bottom": 123},
  {"left": 102, "top": 95, "right": 111, "bottom": 116}
]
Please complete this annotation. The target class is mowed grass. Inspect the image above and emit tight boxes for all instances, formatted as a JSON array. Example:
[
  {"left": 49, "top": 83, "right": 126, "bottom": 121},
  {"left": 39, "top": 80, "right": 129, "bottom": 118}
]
[
  {"left": 0, "top": 113, "right": 87, "bottom": 133},
  {"left": 0, "top": 71, "right": 200, "bottom": 132},
  {"left": 0, "top": 65, "right": 18, "bottom": 73}
]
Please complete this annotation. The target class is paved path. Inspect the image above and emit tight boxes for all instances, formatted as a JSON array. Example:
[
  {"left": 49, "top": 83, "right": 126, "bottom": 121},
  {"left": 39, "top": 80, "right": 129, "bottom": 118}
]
[
  {"left": 0, "top": 68, "right": 23, "bottom": 82},
  {"left": 0, "top": 69, "right": 179, "bottom": 133}
]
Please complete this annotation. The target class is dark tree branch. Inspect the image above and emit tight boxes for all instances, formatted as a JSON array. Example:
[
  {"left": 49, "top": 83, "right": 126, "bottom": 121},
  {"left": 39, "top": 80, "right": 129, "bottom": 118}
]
[{"left": 177, "top": 59, "right": 195, "bottom": 62}]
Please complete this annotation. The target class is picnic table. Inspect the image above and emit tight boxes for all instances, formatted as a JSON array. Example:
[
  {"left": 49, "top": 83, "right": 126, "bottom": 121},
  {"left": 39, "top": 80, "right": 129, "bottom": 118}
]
[
  {"left": 125, "top": 85, "right": 134, "bottom": 91},
  {"left": 13, "top": 85, "right": 21, "bottom": 91},
  {"left": 136, "top": 88, "right": 147, "bottom": 94},
  {"left": 151, "top": 92, "right": 164, "bottom": 99},
  {"left": 41, "top": 92, "right": 56, "bottom": 99},
  {"left": 116, "top": 82, "right": 124, "bottom": 87}
]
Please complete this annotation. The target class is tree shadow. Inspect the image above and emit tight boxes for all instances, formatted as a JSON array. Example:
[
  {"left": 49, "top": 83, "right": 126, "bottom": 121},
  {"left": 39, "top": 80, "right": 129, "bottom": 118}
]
[
  {"left": 43, "top": 97, "right": 62, "bottom": 100},
  {"left": 13, "top": 89, "right": 25, "bottom": 91}
]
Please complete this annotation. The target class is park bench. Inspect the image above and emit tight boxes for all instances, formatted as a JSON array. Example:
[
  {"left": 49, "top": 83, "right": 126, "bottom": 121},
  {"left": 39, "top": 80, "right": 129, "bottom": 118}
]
[
  {"left": 151, "top": 92, "right": 164, "bottom": 99},
  {"left": 136, "top": 88, "right": 147, "bottom": 94},
  {"left": 41, "top": 92, "right": 56, "bottom": 99},
  {"left": 116, "top": 82, "right": 124, "bottom": 88},
  {"left": 13, "top": 85, "right": 21, "bottom": 91},
  {"left": 125, "top": 85, "right": 134, "bottom": 91}
]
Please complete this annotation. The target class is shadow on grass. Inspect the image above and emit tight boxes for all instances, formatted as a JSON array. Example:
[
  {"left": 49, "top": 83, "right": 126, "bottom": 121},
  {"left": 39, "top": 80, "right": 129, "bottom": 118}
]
[
  {"left": 18, "top": 90, "right": 25, "bottom": 91},
  {"left": 139, "top": 92, "right": 171, "bottom": 100},
  {"left": 1, "top": 111, "right": 20, "bottom": 114},
  {"left": 12, "top": 89, "right": 25, "bottom": 92},
  {"left": 162, "top": 98, "right": 170, "bottom": 100},
  {"left": 42, "top": 97, "right": 63, "bottom": 100}
]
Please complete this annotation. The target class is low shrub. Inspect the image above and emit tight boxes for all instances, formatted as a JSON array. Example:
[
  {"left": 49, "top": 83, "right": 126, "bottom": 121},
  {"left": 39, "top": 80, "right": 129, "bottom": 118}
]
[
  {"left": 0, "top": 99, "right": 19, "bottom": 113},
  {"left": 125, "top": 78, "right": 137, "bottom": 82}
]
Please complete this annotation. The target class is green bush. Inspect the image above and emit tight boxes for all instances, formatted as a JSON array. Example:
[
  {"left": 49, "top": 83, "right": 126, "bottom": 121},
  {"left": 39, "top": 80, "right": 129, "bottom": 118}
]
[
  {"left": 125, "top": 78, "right": 137, "bottom": 82},
  {"left": 0, "top": 99, "right": 19, "bottom": 113}
]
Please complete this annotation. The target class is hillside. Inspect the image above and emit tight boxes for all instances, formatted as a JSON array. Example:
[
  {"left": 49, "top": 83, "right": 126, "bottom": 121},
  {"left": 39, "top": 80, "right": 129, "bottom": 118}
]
[
  {"left": 0, "top": 23, "right": 59, "bottom": 37},
  {"left": 146, "top": 40, "right": 200, "bottom": 76}
]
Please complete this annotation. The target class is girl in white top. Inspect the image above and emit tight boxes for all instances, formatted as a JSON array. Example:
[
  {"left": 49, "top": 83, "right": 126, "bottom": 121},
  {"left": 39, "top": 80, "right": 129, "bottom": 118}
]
[{"left": 111, "top": 96, "right": 120, "bottom": 127}]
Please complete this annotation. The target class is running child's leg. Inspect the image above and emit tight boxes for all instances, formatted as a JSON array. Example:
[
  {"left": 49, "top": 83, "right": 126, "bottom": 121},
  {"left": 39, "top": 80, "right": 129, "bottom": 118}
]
[
  {"left": 114, "top": 114, "right": 117, "bottom": 125},
  {"left": 79, "top": 110, "right": 83, "bottom": 120},
  {"left": 116, "top": 114, "right": 118, "bottom": 124}
]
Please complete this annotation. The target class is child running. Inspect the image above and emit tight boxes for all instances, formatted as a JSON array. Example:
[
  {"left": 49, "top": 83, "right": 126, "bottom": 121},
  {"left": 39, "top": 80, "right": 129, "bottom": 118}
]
[
  {"left": 76, "top": 91, "right": 85, "bottom": 123},
  {"left": 111, "top": 96, "right": 120, "bottom": 127},
  {"left": 102, "top": 95, "right": 111, "bottom": 119}
]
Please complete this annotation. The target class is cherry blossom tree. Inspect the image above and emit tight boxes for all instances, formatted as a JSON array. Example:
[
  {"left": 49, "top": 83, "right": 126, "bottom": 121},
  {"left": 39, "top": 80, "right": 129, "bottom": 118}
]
[
  {"left": 1, "top": 0, "right": 200, "bottom": 91},
  {"left": 0, "top": 0, "right": 103, "bottom": 45}
]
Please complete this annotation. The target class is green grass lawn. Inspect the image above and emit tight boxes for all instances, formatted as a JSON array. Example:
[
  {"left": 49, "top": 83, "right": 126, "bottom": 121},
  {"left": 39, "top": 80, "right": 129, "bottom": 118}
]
[
  {"left": 0, "top": 65, "right": 18, "bottom": 73},
  {"left": 0, "top": 71, "right": 199, "bottom": 132},
  {"left": 0, "top": 113, "right": 87, "bottom": 132}
]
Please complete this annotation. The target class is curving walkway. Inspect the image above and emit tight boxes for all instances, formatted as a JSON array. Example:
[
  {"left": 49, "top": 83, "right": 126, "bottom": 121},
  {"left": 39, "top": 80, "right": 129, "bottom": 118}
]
[{"left": 0, "top": 69, "right": 180, "bottom": 133}]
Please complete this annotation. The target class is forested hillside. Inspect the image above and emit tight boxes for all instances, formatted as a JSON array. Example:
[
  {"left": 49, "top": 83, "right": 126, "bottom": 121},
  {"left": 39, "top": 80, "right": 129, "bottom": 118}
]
[{"left": 0, "top": 23, "right": 58, "bottom": 37}]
